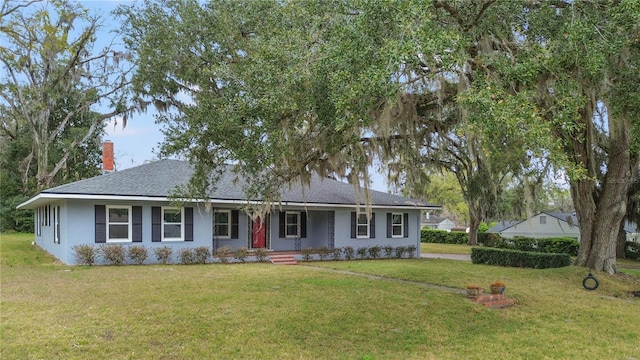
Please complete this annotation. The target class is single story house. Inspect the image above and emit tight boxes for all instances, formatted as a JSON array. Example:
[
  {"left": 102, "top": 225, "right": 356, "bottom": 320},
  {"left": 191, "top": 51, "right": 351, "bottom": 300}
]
[
  {"left": 489, "top": 211, "right": 639, "bottom": 242},
  {"left": 421, "top": 213, "right": 456, "bottom": 231},
  {"left": 18, "top": 159, "right": 440, "bottom": 264}
]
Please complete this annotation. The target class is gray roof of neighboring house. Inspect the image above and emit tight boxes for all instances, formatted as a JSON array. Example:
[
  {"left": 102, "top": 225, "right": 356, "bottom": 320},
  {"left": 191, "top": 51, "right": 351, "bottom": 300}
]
[
  {"left": 487, "top": 220, "right": 519, "bottom": 233},
  {"left": 22, "top": 159, "right": 439, "bottom": 209},
  {"left": 489, "top": 211, "right": 639, "bottom": 234},
  {"left": 422, "top": 216, "right": 449, "bottom": 225}
]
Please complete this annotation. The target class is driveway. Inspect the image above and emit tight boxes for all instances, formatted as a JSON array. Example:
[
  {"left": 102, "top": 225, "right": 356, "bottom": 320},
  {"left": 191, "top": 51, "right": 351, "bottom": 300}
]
[{"left": 420, "top": 253, "right": 471, "bottom": 261}]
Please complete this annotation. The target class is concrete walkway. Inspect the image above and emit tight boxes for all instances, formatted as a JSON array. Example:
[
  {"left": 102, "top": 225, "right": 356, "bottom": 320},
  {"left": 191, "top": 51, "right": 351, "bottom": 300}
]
[{"left": 420, "top": 253, "right": 471, "bottom": 261}]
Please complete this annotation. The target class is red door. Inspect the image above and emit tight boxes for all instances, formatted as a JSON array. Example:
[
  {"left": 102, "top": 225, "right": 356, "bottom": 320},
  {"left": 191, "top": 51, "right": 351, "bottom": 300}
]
[{"left": 252, "top": 217, "right": 266, "bottom": 248}]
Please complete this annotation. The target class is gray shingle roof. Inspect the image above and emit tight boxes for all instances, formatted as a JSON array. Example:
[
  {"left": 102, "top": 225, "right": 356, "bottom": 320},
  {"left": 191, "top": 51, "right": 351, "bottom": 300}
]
[{"left": 38, "top": 159, "right": 438, "bottom": 208}]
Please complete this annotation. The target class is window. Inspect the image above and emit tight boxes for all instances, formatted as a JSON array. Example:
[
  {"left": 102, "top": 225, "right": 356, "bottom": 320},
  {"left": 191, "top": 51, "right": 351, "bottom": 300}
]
[
  {"left": 36, "top": 207, "right": 41, "bottom": 236},
  {"left": 214, "top": 210, "right": 231, "bottom": 238},
  {"left": 285, "top": 211, "right": 300, "bottom": 238},
  {"left": 540, "top": 216, "right": 547, "bottom": 224},
  {"left": 392, "top": 213, "right": 403, "bottom": 237},
  {"left": 162, "top": 207, "right": 184, "bottom": 241},
  {"left": 107, "top": 206, "right": 131, "bottom": 242},
  {"left": 357, "top": 214, "right": 369, "bottom": 238}
]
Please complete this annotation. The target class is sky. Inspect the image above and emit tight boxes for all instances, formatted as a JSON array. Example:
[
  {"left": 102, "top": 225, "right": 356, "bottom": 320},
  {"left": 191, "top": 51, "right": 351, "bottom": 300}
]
[{"left": 79, "top": 0, "right": 391, "bottom": 192}]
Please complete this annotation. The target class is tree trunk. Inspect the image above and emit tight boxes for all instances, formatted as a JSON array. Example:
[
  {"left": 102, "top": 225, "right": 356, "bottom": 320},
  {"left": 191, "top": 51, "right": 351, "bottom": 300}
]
[
  {"left": 467, "top": 206, "right": 480, "bottom": 246},
  {"left": 573, "top": 115, "right": 631, "bottom": 274}
]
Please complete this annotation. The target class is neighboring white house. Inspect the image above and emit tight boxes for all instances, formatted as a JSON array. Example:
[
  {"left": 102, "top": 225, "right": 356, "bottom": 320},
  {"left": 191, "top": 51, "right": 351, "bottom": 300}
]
[
  {"left": 421, "top": 213, "right": 456, "bottom": 231},
  {"left": 488, "top": 211, "right": 640, "bottom": 242},
  {"left": 489, "top": 212, "right": 580, "bottom": 240}
]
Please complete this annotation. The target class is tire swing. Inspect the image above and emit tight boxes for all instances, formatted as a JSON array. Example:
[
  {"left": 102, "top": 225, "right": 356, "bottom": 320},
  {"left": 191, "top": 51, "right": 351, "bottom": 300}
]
[{"left": 582, "top": 271, "right": 599, "bottom": 290}]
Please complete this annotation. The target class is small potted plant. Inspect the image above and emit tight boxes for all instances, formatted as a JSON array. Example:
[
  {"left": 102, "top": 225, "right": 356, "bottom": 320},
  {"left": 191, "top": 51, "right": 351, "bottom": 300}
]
[
  {"left": 490, "top": 281, "right": 506, "bottom": 294},
  {"left": 466, "top": 284, "right": 483, "bottom": 298}
]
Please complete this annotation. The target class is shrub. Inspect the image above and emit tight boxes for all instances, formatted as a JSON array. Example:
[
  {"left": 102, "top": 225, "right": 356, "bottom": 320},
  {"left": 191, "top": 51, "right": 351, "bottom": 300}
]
[
  {"left": 301, "top": 247, "right": 314, "bottom": 261},
  {"left": 179, "top": 248, "right": 196, "bottom": 265},
  {"left": 331, "top": 247, "right": 342, "bottom": 260},
  {"left": 478, "top": 232, "right": 502, "bottom": 247},
  {"left": 420, "top": 229, "right": 468, "bottom": 244},
  {"left": 343, "top": 246, "right": 355, "bottom": 260},
  {"left": 383, "top": 245, "right": 395, "bottom": 258},
  {"left": 127, "top": 245, "right": 148, "bottom": 265},
  {"left": 254, "top": 248, "right": 268, "bottom": 262},
  {"left": 154, "top": 246, "right": 173, "bottom": 264},
  {"left": 394, "top": 246, "right": 407, "bottom": 258},
  {"left": 194, "top": 246, "right": 211, "bottom": 264},
  {"left": 626, "top": 241, "right": 640, "bottom": 260},
  {"left": 317, "top": 246, "right": 330, "bottom": 261},
  {"left": 100, "top": 245, "right": 126, "bottom": 265},
  {"left": 73, "top": 245, "right": 97, "bottom": 266},
  {"left": 368, "top": 245, "right": 381, "bottom": 259},
  {"left": 234, "top": 247, "right": 248, "bottom": 263},
  {"left": 406, "top": 245, "right": 417, "bottom": 258},
  {"left": 356, "top": 247, "right": 368, "bottom": 259},
  {"left": 490, "top": 236, "right": 579, "bottom": 256},
  {"left": 471, "top": 247, "right": 571, "bottom": 268},
  {"left": 214, "top": 245, "right": 232, "bottom": 264}
]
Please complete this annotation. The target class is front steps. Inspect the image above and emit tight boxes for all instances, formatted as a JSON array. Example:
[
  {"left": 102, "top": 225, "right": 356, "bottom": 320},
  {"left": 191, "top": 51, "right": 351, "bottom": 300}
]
[
  {"left": 269, "top": 254, "right": 297, "bottom": 265},
  {"left": 471, "top": 293, "right": 516, "bottom": 309}
]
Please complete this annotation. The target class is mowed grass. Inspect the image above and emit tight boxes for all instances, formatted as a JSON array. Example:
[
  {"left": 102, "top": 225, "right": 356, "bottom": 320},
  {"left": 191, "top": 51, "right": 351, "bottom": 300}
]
[
  {"left": 421, "top": 242, "right": 473, "bottom": 255},
  {"left": 2, "top": 233, "right": 640, "bottom": 359}
]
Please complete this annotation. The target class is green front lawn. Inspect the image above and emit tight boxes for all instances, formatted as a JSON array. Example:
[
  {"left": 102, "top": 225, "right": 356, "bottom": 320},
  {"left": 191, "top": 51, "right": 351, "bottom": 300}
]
[
  {"left": 2, "top": 233, "right": 639, "bottom": 359},
  {"left": 420, "top": 242, "right": 473, "bottom": 255}
]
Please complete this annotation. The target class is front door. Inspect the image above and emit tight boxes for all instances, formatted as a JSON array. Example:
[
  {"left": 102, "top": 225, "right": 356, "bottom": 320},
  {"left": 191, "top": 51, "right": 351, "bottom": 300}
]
[{"left": 251, "top": 216, "right": 267, "bottom": 249}]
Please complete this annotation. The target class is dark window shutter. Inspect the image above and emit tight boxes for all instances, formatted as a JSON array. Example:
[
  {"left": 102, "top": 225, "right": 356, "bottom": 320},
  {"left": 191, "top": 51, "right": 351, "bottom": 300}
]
[
  {"left": 152, "top": 207, "right": 161, "bottom": 242},
  {"left": 403, "top": 213, "right": 409, "bottom": 238},
  {"left": 279, "top": 211, "right": 285, "bottom": 238},
  {"left": 95, "top": 205, "right": 106, "bottom": 243},
  {"left": 300, "top": 212, "right": 307, "bottom": 238},
  {"left": 185, "top": 207, "right": 194, "bottom": 241},
  {"left": 370, "top": 213, "right": 376, "bottom": 238},
  {"left": 386, "top": 213, "right": 392, "bottom": 238},
  {"left": 350, "top": 212, "right": 356, "bottom": 238},
  {"left": 231, "top": 210, "right": 239, "bottom": 239},
  {"left": 132, "top": 206, "right": 143, "bottom": 242}
]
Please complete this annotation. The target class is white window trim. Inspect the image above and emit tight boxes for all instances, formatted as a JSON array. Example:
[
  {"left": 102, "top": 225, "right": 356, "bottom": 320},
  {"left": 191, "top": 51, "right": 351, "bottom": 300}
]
[
  {"left": 392, "top": 213, "right": 404, "bottom": 238},
  {"left": 106, "top": 205, "right": 132, "bottom": 243},
  {"left": 54, "top": 205, "right": 60, "bottom": 244},
  {"left": 356, "top": 213, "right": 370, "bottom": 238},
  {"left": 161, "top": 207, "right": 185, "bottom": 242},
  {"left": 285, "top": 211, "right": 300, "bottom": 238},
  {"left": 214, "top": 209, "right": 231, "bottom": 239}
]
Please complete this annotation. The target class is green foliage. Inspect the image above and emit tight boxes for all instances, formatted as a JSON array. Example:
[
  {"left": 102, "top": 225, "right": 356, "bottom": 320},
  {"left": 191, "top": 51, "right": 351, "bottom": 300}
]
[
  {"left": 356, "top": 247, "right": 368, "bottom": 259},
  {"left": 343, "top": 246, "right": 355, "bottom": 261},
  {"left": 421, "top": 229, "right": 468, "bottom": 244},
  {"left": 317, "top": 246, "right": 330, "bottom": 261},
  {"left": 126, "top": 245, "right": 148, "bottom": 265},
  {"left": 488, "top": 237, "right": 580, "bottom": 256},
  {"left": 214, "top": 246, "right": 231, "bottom": 264},
  {"left": 194, "top": 246, "right": 211, "bottom": 264},
  {"left": 254, "top": 248, "right": 268, "bottom": 262},
  {"left": 72, "top": 245, "right": 96, "bottom": 266},
  {"left": 477, "top": 232, "right": 502, "bottom": 247},
  {"left": 625, "top": 242, "right": 640, "bottom": 260},
  {"left": 471, "top": 247, "right": 571, "bottom": 269},
  {"left": 368, "top": 245, "right": 381, "bottom": 259},
  {"left": 178, "top": 248, "right": 196, "bottom": 265},
  {"left": 406, "top": 245, "right": 417, "bottom": 259},
  {"left": 153, "top": 246, "right": 173, "bottom": 265},
  {"left": 99, "top": 245, "right": 126, "bottom": 265},
  {"left": 331, "top": 247, "right": 342, "bottom": 261},
  {"left": 233, "top": 247, "right": 248, "bottom": 263},
  {"left": 394, "top": 246, "right": 407, "bottom": 259},
  {"left": 383, "top": 245, "right": 395, "bottom": 259}
]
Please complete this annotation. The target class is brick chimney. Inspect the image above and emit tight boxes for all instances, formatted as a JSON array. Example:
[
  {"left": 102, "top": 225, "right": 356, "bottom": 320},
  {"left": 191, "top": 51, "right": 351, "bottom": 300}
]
[{"left": 102, "top": 141, "right": 114, "bottom": 174}]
